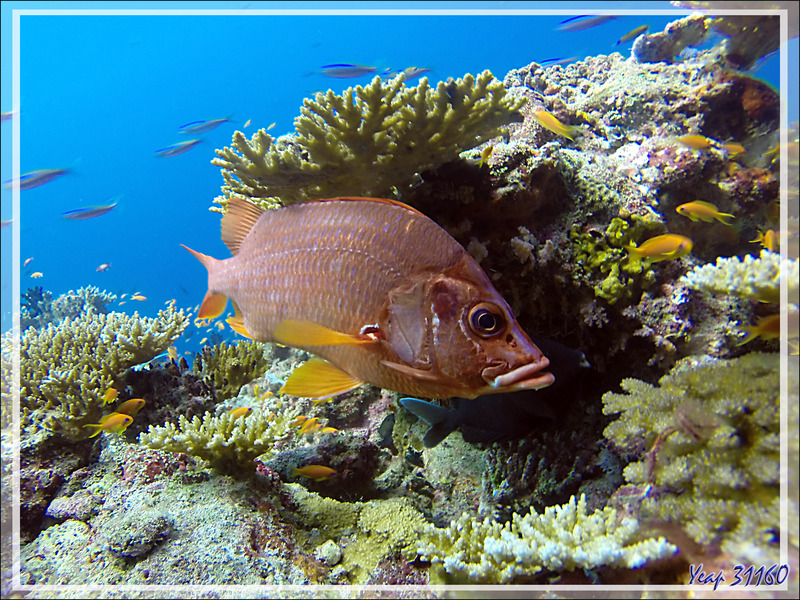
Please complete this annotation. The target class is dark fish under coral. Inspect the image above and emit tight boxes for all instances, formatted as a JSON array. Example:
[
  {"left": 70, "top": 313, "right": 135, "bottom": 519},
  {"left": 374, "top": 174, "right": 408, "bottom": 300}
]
[
  {"left": 182, "top": 197, "right": 554, "bottom": 400},
  {"left": 400, "top": 336, "right": 591, "bottom": 447}
]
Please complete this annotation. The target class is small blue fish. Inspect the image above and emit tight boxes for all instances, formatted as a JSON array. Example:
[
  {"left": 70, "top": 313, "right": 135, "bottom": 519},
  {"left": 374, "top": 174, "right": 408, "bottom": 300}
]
[
  {"left": 5, "top": 168, "right": 70, "bottom": 191},
  {"left": 155, "top": 139, "right": 202, "bottom": 157},
  {"left": 62, "top": 200, "right": 118, "bottom": 221},
  {"left": 320, "top": 63, "right": 378, "bottom": 78},
  {"left": 557, "top": 15, "right": 616, "bottom": 32},
  {"left": 178, "top": 116, "right": 232, "bottom": 135},
  {"left": 538, "top": 57, "right": 578, "bottom": 67},
  {"left": 398, "top": 66, "right": 431, "bottom": 81}
]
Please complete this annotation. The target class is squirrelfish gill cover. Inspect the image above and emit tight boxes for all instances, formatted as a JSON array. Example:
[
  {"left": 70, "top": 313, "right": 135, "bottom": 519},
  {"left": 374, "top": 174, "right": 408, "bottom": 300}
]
[{"left": 182, "top": 197, "right": 553, "bottom": 400}]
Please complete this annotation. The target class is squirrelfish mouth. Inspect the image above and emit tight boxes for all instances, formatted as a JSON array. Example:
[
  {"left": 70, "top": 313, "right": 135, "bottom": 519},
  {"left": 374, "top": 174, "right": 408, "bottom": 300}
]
[{"left": 485, "top": 358, "right": 555, "bottom": 391}]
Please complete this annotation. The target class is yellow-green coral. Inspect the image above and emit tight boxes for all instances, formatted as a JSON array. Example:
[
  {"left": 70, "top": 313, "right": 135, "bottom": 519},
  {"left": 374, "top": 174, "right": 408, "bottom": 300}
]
[
  {"left": 285, "top": 483, "right": 426, "bottom": 584},
  {"left": 7, "top": 306, "right": 187, "bottom": 439},
  {"left": 417, "top": 494, "right": 676, "bottom": 583},
  {"left": 211, "top": 70, "right": 524, "bottom": 211},
  {"left": 569, "top": 215, "right": 661, "bottom": 304},
  {"left": 602, "top": 352, "right": 785, "bottom": 564},
  {"left": 681, "top": 249, "right": 796, "bottom": 303},
  {"left": 139, "top": 405, "right": 290, "bottom": 474},
  {"left": 192, "top": 340, "right": 269, "bottom": 401}
]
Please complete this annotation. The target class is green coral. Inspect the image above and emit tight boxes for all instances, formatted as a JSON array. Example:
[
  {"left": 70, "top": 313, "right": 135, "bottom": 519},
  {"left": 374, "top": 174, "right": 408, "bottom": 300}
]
[
  {"left": 139, "top": 405, "right": 290, "bottom": 474},
  {"left": 193, "top": 340, "right": 269, "bottom": 401},
  {"left": 285, "top": 483, "right": 426, "bottom": 583},
  {"left": 211, "top": 70, "right": 524, "bottom": 211},
  {"left": 417, "top": 494, "right": 676, "bottom": 584},
  {"left": 6, "top": 305, "right": 187, "bottom": 439},
  {"left": 681, "top": 249, "right": 796, "bottom": 303},
  {"left": 602, "top": 352, "right": 784, "bottom": 564},
  {"left": 569, "top": 214, "right": 661, "bottom": 304}
]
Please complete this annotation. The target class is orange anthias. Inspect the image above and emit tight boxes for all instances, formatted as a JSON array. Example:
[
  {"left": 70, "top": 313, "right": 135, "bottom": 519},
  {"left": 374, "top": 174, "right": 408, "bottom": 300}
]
[{"left": 182, "top": 197, "right": 553, "bottom": 400}]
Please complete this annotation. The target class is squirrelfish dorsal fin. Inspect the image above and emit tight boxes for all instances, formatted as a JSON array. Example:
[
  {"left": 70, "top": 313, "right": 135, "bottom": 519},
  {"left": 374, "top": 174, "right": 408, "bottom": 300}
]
[
  {"left": 309, "top": 196, "right": 427, "bottom": 218},
  {"left": 221, "top": 197, "right": 265, "bottom": 255}
]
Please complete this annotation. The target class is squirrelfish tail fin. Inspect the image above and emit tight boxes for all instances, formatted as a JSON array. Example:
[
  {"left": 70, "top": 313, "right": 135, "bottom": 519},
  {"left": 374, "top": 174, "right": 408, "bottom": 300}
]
[{"left": 180, "top": 244, "right": 228, "bottom": 319}]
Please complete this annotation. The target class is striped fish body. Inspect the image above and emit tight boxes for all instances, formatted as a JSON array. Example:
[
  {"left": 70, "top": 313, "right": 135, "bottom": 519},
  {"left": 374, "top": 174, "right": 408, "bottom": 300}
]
[{"left": 184, "top": 197, "right": 553, "bottom": 400}]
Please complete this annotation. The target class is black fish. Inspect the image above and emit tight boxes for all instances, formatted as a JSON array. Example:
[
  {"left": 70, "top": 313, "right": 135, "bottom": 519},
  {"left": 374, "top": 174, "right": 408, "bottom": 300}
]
[{"left": 400, "top": 336, "right": 591, "bottom": 447}]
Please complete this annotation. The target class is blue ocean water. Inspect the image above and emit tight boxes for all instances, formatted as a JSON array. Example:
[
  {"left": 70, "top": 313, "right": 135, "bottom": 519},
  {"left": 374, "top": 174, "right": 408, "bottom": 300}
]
[{"left": 0, "top": 1, "right": 792, "bottom": 359}]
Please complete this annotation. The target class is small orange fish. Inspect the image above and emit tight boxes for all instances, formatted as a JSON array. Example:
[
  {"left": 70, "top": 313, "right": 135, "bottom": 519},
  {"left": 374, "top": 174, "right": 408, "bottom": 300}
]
[
  {"left": 96, "top": 263, "right": 111, "bottom": 272},
  {"left": 291, "top": 415, "right": 309, "bottom": 427},
  {"left": 82, "top": 413, "right": 133, "bottom": 438},
  {"left": 131, "top": 294, "right": 147, "bottom": 301},
  {"left": 320, "top": 426, "right": 339, "bottom": 434},
  {"left": 119, "top": 301, "right": 127, "bottom": 306},
  {"left": 229, "top": 406, "right": 253, "bottom": 420},
  {"left": 677, "top": 134, "right": 714, "bottom": 150},
  {"left": 116, "top": 398, "right": 145, "bottom": 416},
  {"left": 298, "top": 417, "right": 320, "bottom": 435},
  {"left": 215, "top": 321, "right": 225, "bottom": 331},
  {"left": 199, "top": 337, "right": 208, "bottom": 345},
  {"left": 478, "top": 145, "right": 494, "bottom": 167},
  {"left": 30, "top": 272, "right": 43, "bottom": 278},
  {"left": 626, "top": 234, "right": 693, "bottom": 262},
  {"left": 121, "top": 293, "right": 128, "bottom": 299},
  {"left": 531, "top": 109, "right": 580, "bottom": 141},
  {"left": 721, "top": 142, "right": 745, "bottom": 156},
  {"left": 23, "top": 257, "right": 33, "bottom": 267},
  {"left": 676, "top": 201, "right": 735, "bottom": 225},
  {"left": 267, "top": 122, "right": 276, "bottom": 130},
  {"left": 167, "top": 346, "right": 178, "bottom": 361},
  {"left": 244, "top": 119, "right": 252, "bottom": 128},
  {"left": 103, "top": 388, "right": 119, "bottom": 404},
  {"left": 750, "top": 229, "right": 779, "bottom": 252},
  {"left": 291, "top": 465, "right": 337, "bottom": 482},
  {"left": 737, "top": 314, "right": 780, "bottom": 345}
]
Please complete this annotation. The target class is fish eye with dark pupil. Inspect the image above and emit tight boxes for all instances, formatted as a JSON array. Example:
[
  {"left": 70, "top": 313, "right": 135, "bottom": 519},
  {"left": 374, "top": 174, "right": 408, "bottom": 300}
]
[{"left": 468, "top": 304, "right": 505, "bottom": 337}]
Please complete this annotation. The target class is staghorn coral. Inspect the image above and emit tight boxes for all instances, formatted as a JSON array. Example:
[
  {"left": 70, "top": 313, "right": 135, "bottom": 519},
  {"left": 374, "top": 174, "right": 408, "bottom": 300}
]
[
  {"left": 211, "top": 70, "right": 524, "bottom": 211},
  {"left": 417, "top": 494, "right": 677, "bottom": 584},
  {"left": 139, "top": 405, "right": 291, "bottom": 474},
  {"left": 8, "top": 305, "right": 188, "bottom": 439},
  {"left": 192, "top": 340, "right": 269, "bottom": 401},
  {"left": 602, "top": 352, "right": 785, "bottom": 565},
  {"left": 680, "top": 249, "right": 797, "bottom": 303}
]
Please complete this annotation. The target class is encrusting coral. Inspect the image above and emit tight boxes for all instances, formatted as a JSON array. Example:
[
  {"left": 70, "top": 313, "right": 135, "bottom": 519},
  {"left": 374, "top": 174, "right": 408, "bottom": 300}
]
[
  {"left": 192, "top": 340, "right": 269, "bottom": 401},
  {"left": 211, "top": 70, "right": 524, "bottom": 211},
  {"left": 7, "top": 305, "right": 188, "bottom": 439},
  {"left": 416, "top": 493, "right": 676, "bottom": 583},
  {"left": 602, "top": 352, "right": 785, "bottom": 565}
]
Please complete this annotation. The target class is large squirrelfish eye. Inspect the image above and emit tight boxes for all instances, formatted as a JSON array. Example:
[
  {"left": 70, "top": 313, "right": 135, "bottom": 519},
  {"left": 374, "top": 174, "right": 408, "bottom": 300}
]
[{"left": 467, "top": 302, "right": 506, "bottom": 337}]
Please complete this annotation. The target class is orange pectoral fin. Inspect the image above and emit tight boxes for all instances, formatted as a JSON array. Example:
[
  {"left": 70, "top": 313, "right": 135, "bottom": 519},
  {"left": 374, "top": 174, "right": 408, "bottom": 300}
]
[
  {"left": 273, "top": 320, "right": 376, "bottom": 347},
  {"left": 280, "top": 357, "right": 364, "bottom": 399},
  {"left": 198, "top": 290, "right": 228, "bottom": 319},
  {"left": 381, "top": 360, "right": 444, "bottom": 383}
]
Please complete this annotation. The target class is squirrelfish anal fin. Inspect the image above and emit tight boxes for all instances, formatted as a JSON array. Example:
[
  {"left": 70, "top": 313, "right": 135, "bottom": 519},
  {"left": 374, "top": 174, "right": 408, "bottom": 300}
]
[
  {"left": 281, "top": 357, "right": 364, "bottom": 399},
  {"left": 273, "top": 320, "right": 377, "bottom": 347},
  {"left": 221, "top": 197, "right": 265, "bottom": 255},
  {"left": 381, "top": 360, "right": 443, "bottom": 383}
]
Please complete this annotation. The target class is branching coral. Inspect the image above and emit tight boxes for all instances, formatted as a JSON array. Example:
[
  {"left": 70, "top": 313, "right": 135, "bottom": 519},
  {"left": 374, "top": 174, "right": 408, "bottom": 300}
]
[
  {"left": 417, "top": 494, "right": 676, "bottom": 584},
  {"left": 681, "top": 249, "right": 796, "bottom": 303},
  {"left": 602, "top": 352, "right": 785, "bottom": 564},
  {"left": 21, "top": 285, "right": 117, "bottom": 330},
  {"left": 139, "top": 406, "right": 290, "bottom": 474},
  {"left": 211, "top": 70, "right": 524, "bottom": 211},
  {"left": 8, "top": 306, "right": 188, "bottom": 439},
  {"left": 192, "top": 340, "right": 269, "bottom": 401}
]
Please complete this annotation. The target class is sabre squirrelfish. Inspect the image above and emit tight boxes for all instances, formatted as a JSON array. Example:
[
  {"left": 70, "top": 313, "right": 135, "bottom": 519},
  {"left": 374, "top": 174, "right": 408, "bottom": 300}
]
[{"left": 182, "top": 197, "right": 553, "bottom": 400}]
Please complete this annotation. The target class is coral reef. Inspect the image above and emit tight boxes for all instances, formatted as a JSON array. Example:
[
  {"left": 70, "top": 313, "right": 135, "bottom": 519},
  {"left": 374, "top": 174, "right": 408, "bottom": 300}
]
[
  {"left": 633, "top": 13, "right": 710, "bottom": 64},
  {"left": 20, "top": 285, "right": 117, "bottom": 330},
  {"left": 602, "top": 352, "right": 785, "bottom": 565},
  {"left": 192, "top": 340, "right": 269, "bottom": 401},
  {"left": 417, "top": 494, "right": 677, "bottom": 584},
  {"left": 211, "top": 70, "right": 524, "bottom": 210},
  {"left": 681, "top": 249, "right": 796, "bottom": 303},
  {"left": 9, "top": 305, "right": 188, "bottom": 439}
]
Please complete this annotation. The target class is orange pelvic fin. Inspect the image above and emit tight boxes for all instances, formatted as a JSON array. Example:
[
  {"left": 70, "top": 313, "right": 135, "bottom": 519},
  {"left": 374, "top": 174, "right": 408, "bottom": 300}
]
[
  {"left": 273, "top": 320, "right": 376, "bottom": 347},
  {"left": 198, "top": 290, "right": 228, "bottom": 319},
  {"left": 280, "top": 357, "right": 364, "bottom": 399},
  {"left": 221, "top": 197, "right": 265, "bottom": 255}
]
